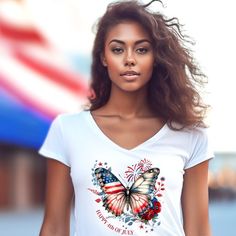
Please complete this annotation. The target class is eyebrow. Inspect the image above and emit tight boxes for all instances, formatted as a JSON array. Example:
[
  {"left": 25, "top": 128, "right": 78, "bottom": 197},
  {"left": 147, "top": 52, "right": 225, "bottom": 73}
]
[{"left": 108, "top": 39, "right": 151, "bottom": 45}]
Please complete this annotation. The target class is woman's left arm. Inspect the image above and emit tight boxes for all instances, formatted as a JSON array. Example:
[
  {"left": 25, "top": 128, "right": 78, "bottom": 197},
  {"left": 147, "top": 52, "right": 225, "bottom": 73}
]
[{"left": 182, "top": 160, "right": 212, "bottom": 236}]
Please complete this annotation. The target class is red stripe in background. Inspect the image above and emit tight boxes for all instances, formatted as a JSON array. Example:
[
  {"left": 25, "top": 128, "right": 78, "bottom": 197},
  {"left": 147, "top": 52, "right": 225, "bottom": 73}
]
[
  {"left": 13, "top": 48, "right": 89, "bottom": 96},
  {"left": 0, "top": 73, "right": 58, "bottom": 119},
  {"left": 0, "top": 18, "right": 47, "bottom": 45}
]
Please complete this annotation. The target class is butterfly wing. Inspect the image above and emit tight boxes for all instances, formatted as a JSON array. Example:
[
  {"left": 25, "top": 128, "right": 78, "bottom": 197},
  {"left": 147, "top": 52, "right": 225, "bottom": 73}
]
[
  {"left": 129, "top": 168, "right": 160, "bottom": 215},
  {"left": 95, "top": 167, "right": 127, "bottom": 216}
]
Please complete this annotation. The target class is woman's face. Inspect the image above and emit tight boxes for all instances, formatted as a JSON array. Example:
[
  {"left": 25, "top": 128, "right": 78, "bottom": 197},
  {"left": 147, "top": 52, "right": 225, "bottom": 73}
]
[{"left": 101, "top": 21, "right": 155, "bottom": 93}]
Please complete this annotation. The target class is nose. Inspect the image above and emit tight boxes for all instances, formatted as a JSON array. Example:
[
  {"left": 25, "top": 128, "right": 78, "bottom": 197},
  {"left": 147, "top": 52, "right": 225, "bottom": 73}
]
[{"left": 124, "top": 52, "right": 136, "bottom": 66}]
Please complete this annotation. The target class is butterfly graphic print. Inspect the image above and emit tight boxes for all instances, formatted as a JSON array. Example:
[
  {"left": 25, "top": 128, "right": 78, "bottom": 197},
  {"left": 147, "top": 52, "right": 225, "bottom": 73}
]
[
  {"left": 89, "top": 159, "right": 165, "bottom": 232},
  {"left": 95, "top": 167, "right": 160, "bottom": 217}
]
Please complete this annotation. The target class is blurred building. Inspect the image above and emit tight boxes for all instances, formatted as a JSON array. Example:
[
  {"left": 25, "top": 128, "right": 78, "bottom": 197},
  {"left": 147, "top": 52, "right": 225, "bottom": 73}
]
[
  {"left": 0, "top": 144, "right": 46, "bottom": 210},
  {"left": 209, "top": 152, "right": 236, "bottom": 201}
]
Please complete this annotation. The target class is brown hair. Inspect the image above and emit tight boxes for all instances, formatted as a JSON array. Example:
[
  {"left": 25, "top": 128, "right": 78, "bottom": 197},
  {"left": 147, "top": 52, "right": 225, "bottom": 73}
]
[{"left": 88, "top": 0, "right": 208, "bottom": 129}]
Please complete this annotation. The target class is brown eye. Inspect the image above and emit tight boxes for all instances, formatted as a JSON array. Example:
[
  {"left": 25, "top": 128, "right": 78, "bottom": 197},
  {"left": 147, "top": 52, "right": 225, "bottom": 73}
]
[
  {"left": 111, "top": 47, "right": 124, "bottom": 54},
  {"left": 136, "top": 48, "right": 149, "bottom": 54}
]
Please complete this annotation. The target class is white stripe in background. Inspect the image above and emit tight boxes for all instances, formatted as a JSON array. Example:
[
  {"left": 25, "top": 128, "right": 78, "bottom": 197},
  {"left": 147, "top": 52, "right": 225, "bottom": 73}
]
[{"left": 0, "top": 53, "right": 87, "bottom": 114}]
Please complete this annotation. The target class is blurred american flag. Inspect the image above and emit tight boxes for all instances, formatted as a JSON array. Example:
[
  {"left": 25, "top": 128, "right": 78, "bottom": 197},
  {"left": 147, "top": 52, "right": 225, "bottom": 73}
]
[{"left": 0, "top": 0, "right": 89, "bottom": 147}]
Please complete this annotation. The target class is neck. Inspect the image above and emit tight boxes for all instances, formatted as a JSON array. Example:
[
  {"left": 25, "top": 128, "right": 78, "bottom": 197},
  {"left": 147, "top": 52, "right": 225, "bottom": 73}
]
[{"left": 104, "top": 86, "right": 152, "bottom": 118}]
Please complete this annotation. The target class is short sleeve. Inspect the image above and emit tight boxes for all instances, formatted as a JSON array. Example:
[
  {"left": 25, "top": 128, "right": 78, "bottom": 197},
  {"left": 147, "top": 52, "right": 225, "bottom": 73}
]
[
  {"left": 38, "top": 115, "right": 70, "bottom": 167},
  {"left": 184, "top": 127, "right": 214, "bottom": 169}
]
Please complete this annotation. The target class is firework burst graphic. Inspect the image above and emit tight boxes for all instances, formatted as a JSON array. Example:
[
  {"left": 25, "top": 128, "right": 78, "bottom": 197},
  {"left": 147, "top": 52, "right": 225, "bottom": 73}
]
[
  {"left": 125, "top": 164, "right": 143, "bottom": 182},
  {"left": 138, "top": 158, "right": 152, "bottom": 171}
]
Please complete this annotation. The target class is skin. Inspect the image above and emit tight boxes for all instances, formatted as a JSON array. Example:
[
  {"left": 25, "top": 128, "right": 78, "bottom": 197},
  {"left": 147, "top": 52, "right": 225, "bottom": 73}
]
[
  {"left": 182, "top": 161, "right": 212, "bottom": 236},
  {"left": 97, "top": 21, "right": 165, "bottom": 150},
  {"left": 102, "top": 21, "right": 155, "bottom": 94},
  {"left": 40, "top": 21, "right": 211, "bottom": 236},
  {"left": 39, "top": 159, "right": 74, "bottom": 236}
]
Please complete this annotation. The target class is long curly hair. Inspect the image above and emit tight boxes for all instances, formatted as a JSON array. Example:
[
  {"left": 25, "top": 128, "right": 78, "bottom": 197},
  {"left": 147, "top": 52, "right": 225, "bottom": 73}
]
[{"left": 88, "top": 0, "right": 208, "bottom": 129}]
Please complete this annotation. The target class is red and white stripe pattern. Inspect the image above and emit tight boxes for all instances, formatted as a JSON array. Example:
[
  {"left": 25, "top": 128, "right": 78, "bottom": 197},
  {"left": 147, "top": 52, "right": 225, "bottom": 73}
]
[
  {"left": 0, "top": 2, "right": 89, "bottom": 118},
  {"left": 103, "top": 182, "right": 125, "bottom": 194}
]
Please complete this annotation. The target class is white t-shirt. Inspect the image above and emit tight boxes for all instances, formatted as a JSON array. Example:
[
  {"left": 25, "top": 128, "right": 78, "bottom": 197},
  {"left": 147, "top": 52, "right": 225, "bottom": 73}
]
[{"left": 39, "top": 110, "right": 213, "bottom": 236}]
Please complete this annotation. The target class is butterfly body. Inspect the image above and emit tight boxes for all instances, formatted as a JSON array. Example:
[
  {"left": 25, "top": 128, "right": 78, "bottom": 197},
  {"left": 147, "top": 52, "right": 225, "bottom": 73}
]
[{"left": 95, "top": 167, "right": 160, "bottom": 217}]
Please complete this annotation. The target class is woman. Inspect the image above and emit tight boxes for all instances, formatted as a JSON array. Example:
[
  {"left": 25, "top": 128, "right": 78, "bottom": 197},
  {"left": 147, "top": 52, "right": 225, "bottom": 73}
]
[{"left": 39, "top": 1, "right": 213, "bottom": 235}]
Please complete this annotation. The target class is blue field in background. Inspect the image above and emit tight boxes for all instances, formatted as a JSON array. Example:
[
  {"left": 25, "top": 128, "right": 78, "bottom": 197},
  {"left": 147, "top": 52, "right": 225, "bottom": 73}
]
[{"left": 209, "top": 201, "right": 236, "bottom": 236}]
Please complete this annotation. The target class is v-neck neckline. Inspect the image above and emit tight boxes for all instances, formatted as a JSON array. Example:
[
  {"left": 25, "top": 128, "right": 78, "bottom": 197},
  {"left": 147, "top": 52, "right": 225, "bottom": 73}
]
[{"left": 84, "top": 110, "right": 168, "bottom": 152}]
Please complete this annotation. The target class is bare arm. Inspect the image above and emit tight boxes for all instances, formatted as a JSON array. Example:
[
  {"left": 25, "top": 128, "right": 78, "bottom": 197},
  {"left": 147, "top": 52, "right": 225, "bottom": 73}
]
[
  {"left": 182, "top": 160, "right": 212, "bottom": 236},
  {"left": 39, "top": 159, "right": 74, "bottom": 236}
]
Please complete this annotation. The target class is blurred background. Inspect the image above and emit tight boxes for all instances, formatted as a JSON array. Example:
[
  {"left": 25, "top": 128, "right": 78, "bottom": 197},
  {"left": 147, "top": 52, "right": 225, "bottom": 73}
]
[{"left": 0, "top": 0, "right": 235, "bottom": 235}]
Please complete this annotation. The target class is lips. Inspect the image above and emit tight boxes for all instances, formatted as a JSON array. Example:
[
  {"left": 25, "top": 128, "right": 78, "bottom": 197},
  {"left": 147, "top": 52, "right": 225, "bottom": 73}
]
[{"left": 120, "top": 71, "right": 140, "bottom": 76}]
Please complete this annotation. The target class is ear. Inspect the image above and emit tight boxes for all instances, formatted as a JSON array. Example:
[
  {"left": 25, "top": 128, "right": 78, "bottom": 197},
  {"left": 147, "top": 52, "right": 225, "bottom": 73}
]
[{"left": 100, "top": 54, "right": 107, "bottom": 67}]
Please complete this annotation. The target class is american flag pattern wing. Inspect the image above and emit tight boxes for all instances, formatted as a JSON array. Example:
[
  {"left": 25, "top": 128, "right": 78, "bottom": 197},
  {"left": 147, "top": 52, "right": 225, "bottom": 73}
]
[{"left": 95, "top": 167, "right": 127, "bottom": 216}]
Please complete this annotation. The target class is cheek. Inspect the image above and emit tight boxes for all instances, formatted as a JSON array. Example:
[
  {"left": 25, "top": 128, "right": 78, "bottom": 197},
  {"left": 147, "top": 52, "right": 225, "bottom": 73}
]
[
  {"left": 106, "top": 58, "right": 120, "bottom": 79},
  {"left": 106, "top": 61, "right": 118, "bottom": 75},
  {"left": 106, "top": 57, "right": 122, "bottom": 74},
  {"left": 142, "top": 58, "right": 155, "bottom": 73}
]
